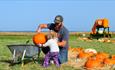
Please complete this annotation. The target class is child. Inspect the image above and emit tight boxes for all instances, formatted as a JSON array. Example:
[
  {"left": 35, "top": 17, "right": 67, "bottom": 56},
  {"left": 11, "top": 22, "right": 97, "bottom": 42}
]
[{"left": 39, "top": 31, "right": 60, "bottom": 67}]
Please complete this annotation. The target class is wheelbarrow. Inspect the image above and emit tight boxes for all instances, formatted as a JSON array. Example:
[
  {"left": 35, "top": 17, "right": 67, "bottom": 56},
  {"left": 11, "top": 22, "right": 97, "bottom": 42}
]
[{"left": 7, "top": 44, "right": 41, "bottom": 66}]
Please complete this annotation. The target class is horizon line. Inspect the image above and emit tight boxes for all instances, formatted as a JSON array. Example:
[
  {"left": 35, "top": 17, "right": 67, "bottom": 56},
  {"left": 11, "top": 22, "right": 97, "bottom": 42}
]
[{"left": 0, "top": 31, "right": 115, "bottom": 32}]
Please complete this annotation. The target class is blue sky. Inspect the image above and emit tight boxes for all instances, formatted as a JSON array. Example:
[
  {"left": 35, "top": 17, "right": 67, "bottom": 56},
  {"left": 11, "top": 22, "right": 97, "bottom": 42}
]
[{"left": 0, "top": 0, "right": 115, "bottom": 32}]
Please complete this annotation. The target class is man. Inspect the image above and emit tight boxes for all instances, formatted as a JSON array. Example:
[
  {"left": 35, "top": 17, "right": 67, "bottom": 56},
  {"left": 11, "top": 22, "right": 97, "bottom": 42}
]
[{"left": 36, "top": 15, "right": 69, "bottom": 64}]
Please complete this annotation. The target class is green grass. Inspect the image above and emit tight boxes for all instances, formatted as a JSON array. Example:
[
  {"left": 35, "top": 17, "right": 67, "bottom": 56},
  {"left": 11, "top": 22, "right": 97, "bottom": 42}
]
[
  {"left": 0, "top": 34, "right": 115, "bottom": 70},
  {"left": 0, "top": 35, "right": 80, "bottom": 70}
]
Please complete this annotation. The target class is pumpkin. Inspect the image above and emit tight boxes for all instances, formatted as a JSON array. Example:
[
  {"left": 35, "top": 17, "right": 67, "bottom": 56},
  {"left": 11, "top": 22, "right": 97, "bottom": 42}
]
[
  {"left": 96, "top": 52, "right": 109, "bottom": 62},
  {"left": 104, "top": 58, "right": 115, "bottom": 65},
  {"left": 84, "top": 48, "right": 97, "bottom": 54},
  {"left": 78, "top": 51, "right": 94, "bottom": 59},
  {"left": 33, "top": 33, "right": 46, "bottom": 45},
  {"left": 112, "top": 55, "right": 115, "bottom": 60},
  {"left": 85, "top": 57, "right": 103, "bottom": 68}
]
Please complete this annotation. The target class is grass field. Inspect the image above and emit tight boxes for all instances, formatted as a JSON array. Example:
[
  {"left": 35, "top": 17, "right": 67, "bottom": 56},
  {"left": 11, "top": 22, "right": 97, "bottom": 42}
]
[{"left": 0, "top": 32, "right": 115, "bottom": 70}]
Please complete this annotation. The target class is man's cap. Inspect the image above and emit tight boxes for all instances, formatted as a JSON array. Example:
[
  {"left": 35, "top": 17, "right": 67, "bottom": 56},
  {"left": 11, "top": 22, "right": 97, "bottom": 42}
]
[{"left": 54, "top": 15, "right": 63, "bottom": 23}]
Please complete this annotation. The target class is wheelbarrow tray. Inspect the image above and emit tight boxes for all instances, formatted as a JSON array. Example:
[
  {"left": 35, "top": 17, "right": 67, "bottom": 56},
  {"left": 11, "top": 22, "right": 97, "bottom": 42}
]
[
  {"left": 7, "top": 44, "right": 39, "bottom": 57},
  {"left": 7, "top": 44, "right": 40, "bottom": 63}
]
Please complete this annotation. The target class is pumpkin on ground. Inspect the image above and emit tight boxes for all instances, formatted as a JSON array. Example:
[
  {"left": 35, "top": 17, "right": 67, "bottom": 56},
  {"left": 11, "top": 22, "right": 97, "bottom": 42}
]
[
  {"left": 78, "top": 51, "right": 94, "bottom": 59},
  {"left": 84, "top": 48, "right": 97, "bottom": 54},
  {"left": 112, "top": 55, "right": 115, "bottom": 60},
  {"left": 96, "top": 52, "right": 109, "bottom": 62},
  {"left": 85, "top": 57, "right": 103, "bottom": 69},
  {"left": 104, "top": 58, "right": 115, "bottom": 65},
  {"left": 33, "top": 33, "right": 46, "bottom": 45}
]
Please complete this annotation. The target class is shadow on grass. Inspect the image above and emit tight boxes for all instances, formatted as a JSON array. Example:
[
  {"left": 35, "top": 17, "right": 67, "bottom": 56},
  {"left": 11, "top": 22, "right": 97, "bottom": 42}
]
[
  {"left": 0, "top": 59, "right": 20, "bottom": 66},
  {"left": 0, "top": 57, "right": 44, "bottom": 66}
]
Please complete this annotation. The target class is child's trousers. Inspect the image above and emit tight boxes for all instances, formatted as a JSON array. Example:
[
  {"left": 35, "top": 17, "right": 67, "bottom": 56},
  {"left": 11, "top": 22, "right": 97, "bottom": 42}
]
[{"left": 43, "top": 52, "right": 60, "bottom": 67}]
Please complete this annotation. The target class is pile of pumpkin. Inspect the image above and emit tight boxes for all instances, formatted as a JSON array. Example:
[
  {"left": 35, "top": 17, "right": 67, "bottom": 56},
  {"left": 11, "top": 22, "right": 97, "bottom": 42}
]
[
  {"left": 98, "top": 38, "right": 115, "bottom": 43},
  {"left": 68, "top": 47, "right": 115, "bottom": 70}
]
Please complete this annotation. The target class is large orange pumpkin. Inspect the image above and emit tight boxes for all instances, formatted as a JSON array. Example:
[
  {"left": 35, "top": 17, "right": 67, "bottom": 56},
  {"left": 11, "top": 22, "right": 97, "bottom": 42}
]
[
  {"left": 78, "top": 51, "right": 94, "bottom": 59},
  {"left": 85, "top": 57, "right": 103, "bottom": 68},
  {"left": 96, "top": 52, "right": 109, "bottom": 62},
  {"left": 104, "top": 58, "right": 115, "bottom": 65},
  {"left": 112, "top": 55, "right": 115, "bottom": 60},
  {"left": 33, "top": 33, "right": 46, "bottom": 45}
]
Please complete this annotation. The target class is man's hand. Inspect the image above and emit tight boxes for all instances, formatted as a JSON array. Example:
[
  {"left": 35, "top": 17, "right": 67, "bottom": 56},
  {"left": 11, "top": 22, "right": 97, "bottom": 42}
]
[
  {"left": 58, "top": 40, "right": 67, "bottom": 47},
  {"left": 36, "top": 24, "right": 48, "bottom": 32},
  {"left": 37, "top": 28, "right": 41, "bottom": 32}
]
